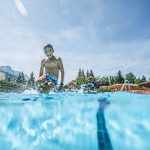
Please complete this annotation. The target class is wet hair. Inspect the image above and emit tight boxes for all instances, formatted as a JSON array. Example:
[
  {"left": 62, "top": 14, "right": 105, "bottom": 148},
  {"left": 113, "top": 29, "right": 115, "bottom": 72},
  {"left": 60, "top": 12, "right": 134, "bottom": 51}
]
[{"left": 44, "top": 44, "right": 53, "bottom": 50}]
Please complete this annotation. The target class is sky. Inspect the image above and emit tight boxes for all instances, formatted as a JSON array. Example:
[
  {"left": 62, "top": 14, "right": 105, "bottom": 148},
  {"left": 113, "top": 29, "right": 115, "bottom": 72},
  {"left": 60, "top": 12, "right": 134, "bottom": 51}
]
[{"left": 0, "top": 0, "right": 150, "bottom": 84}]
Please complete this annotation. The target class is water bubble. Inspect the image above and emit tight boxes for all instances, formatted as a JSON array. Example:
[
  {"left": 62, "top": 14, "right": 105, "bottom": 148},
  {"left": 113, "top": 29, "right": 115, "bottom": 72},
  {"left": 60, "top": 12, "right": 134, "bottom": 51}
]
[
  {"left": 0, "top": 72, "right": 5, "bottom": 80},
  {"left": 15, "top": 0, "right": 27, "bottom": 16}
]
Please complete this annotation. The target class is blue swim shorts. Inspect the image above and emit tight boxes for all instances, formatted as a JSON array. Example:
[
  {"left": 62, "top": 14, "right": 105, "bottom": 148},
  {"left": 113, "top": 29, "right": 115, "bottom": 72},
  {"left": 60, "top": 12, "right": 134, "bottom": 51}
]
[{"left": 43, "top": 74, "right": 58, "bottom": 86}]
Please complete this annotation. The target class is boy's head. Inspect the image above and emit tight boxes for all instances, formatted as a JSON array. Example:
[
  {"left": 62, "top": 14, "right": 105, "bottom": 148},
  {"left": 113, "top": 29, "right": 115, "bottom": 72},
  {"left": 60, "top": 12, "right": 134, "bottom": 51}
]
[
  {"left": 44, "top": 44, "right": 53, "bottom": 50},
  {"left": 44, "top": 44, "right": 54, "bottom": 59}
]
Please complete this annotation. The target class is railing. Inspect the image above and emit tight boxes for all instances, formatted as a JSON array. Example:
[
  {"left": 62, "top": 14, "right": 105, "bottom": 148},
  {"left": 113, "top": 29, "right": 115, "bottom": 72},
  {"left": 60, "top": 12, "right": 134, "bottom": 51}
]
[
  {"left": 82, "top": 83, "right": 95, "bottom": 91},
  {"left": 120, "top": 80, "right": 130, "bottom": 91}
]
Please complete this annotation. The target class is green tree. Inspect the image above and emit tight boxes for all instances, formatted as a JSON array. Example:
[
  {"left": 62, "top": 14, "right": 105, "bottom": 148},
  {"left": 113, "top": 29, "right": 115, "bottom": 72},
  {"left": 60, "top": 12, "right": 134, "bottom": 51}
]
[
  {"left": 0, "top": 80, "right": 25, "bottom": 92},
  {"left": 78, "top": 68, "right": 82, "bottom": 77},
  {"left": 86, "top": 76, "right": 95, "bottom": 83},
  {"left": 8, "top": 77, "right": 11, "bottom": 82},
  {"left": 99, "top": 77, "right": 109, "bottom": 86},
  {"left": 86, "top": 70, "right": 90, "bottom": 78},
  {"left": 21, "top": 72, "right": 26, "bottom": 84},
  {"left": 115, "top": 70, "right": 124, "bottom": 84},
  {"left": 81, "top": 69, "right": 85, "bottom": 77},
  {"left": 27, "top": 71, "right": 35, "bottom": 89},
  {"left": 89, "top": 69, "right": 94, "bottom": 77},
  {"left": 141, "top": 75, "right": 147, "bottom": 82},
  {"left": 109, "top": 76, "right": 114, "bottom": 85},
  {"left": 16, "top": 72, "right": 22, "bottom": 83},
  {"left": 135, "top": 77, "right": 144, "bottom": 84},
  {"left": 76, "top": 76, "right": 85, "bottom": 86},
  {"left": 16, "top": 72, "right": 26, "bottom": 84},
  {"left": 125, "top": 72, "right": 136, "bottom": 83},
  {"left": 94, "top": 76, "right": 101, "bottom": 88}
]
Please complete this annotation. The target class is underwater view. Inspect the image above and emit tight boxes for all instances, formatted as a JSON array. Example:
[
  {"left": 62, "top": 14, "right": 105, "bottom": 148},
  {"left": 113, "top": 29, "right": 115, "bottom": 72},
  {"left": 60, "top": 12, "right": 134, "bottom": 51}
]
[{"left": 0, "top": 92, "right": 150, "bottom": 150}]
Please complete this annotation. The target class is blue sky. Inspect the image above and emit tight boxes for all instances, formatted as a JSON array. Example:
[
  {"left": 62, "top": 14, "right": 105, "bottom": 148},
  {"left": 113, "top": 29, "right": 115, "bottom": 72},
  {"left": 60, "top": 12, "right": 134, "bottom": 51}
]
[{"left": 0, "top": 0, "right": 150, "bottom": 84}]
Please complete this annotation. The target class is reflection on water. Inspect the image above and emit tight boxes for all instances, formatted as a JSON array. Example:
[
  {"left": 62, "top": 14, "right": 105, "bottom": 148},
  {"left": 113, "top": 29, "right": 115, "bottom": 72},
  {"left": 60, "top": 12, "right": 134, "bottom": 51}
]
[{"left": 96, "top": 98, "right": 112, "bottom": 150}]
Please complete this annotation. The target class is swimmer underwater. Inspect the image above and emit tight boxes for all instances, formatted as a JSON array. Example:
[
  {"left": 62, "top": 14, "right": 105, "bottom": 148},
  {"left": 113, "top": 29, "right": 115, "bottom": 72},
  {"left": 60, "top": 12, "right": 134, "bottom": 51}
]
[{"left": 35, "top": 44, "right": 64, "bottom": 94}]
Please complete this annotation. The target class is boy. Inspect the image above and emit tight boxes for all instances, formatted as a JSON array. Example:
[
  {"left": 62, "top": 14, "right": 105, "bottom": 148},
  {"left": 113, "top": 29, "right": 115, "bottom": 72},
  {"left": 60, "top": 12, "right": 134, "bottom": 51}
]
[{"left": 35, "top": 44, "right": 64, "bottom": 94}]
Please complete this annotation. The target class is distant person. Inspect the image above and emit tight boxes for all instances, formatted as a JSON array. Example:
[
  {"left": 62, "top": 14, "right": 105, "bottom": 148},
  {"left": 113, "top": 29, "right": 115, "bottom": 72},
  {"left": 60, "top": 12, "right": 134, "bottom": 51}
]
[
  {"left": 35, "top": 44, "right": 64, "bottom": 93},
  {"left": 115, "top": 88, "right": 118, "bottom": 92}
]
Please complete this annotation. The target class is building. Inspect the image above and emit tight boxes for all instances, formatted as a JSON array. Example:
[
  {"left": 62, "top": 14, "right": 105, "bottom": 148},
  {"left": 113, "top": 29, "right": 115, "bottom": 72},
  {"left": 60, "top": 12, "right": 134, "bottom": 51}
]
[{"left": 100, "top": 81, "right": 150, "bottom": 91}]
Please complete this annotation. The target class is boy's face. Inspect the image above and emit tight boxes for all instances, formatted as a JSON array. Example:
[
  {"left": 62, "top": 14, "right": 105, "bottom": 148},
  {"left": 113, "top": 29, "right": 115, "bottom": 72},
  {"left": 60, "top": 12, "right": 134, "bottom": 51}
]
[{"left": 44, "top": 47, "right": 54, "bottom": 58}]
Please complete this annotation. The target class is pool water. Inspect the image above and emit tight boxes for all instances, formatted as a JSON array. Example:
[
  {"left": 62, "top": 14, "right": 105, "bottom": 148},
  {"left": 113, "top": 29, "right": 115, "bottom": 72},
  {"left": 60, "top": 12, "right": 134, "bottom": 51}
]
[{"left": 0, "top": 91, "right": 150, "bottom": 150}]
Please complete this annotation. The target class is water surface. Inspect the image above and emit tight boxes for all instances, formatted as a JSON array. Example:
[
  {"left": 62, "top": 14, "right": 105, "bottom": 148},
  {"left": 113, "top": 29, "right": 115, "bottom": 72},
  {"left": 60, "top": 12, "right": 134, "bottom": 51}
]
[{"left": 0, "top": 91, "right": 150, "bottom": 150}]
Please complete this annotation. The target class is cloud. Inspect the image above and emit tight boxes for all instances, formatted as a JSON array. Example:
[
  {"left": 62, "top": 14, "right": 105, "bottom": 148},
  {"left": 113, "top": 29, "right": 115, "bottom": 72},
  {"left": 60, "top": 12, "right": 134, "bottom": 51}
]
[
  {"left": 60, "top": 39, "right": 150, "bottom": 82},
  {"left": 0, "top": 26, "right": 44, "bottom": 77},
  {"left": 41, "top": 27, "right": 84, "bottom": 46},
  {"left": 1, "top": 26, "right": 149, "bottom": 83}
]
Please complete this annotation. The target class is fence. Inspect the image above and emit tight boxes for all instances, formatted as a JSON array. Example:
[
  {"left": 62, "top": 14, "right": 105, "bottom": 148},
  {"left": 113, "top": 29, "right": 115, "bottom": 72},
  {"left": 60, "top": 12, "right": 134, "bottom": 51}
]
[{"left": 127, "top": 90, "right": 150, "bottom": 94}]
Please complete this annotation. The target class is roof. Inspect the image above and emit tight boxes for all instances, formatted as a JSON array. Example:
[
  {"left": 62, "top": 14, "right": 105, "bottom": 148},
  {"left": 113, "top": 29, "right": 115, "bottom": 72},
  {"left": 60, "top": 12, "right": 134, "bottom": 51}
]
[
  {"left": 138, "top": 81, "right": 150, "bottom": 87},
  {"left": 100, "top": 84, "right": 138, "bottom": 88}
]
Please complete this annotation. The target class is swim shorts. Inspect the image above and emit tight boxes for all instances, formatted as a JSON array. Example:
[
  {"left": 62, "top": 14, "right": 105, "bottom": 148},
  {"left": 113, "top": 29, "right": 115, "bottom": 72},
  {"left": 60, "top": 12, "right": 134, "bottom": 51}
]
[{"left": 43, "top": 74, "right": 58, "bottom": 86}]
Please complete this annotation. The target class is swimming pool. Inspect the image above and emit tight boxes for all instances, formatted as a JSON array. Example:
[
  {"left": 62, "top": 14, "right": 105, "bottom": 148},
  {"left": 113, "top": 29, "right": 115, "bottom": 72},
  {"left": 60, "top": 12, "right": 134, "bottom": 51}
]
[{"left": 0, "top": 91, "right": 150, "bottom": 150}]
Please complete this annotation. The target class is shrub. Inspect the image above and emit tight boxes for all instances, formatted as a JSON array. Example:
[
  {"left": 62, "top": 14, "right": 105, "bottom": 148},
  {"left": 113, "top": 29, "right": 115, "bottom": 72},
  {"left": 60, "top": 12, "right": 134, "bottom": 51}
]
[{"left": 135, "top": 87, "right": 147, "bottom": 90}]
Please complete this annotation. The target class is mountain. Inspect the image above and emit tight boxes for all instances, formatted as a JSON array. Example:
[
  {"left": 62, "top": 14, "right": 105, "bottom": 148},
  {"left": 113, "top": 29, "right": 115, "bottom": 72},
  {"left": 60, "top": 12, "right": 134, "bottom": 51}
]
[
  {"left": 0, "top": 65, "right": 28, "bottom": 81},
  {"left": 0, "top": 70, "right": 18, "bottom": 81}
]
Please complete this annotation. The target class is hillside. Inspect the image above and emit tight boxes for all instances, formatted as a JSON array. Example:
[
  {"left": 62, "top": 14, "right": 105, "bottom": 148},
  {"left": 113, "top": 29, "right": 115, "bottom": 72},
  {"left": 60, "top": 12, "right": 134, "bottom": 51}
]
[{"left": 0, "top": 65, "right": 28, "bottom": 81}]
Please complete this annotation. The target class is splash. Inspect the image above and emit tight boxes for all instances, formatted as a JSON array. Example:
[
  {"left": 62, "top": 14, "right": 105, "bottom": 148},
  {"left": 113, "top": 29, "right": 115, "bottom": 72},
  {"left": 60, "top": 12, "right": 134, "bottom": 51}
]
[
  {"left": 78, "top": 85, "right": 84, "bottom": 93},
  {"left": 23, "top": 89, "right": 38, "bottom": 94},
  {"left": 15, "top": 0, "right": 27, "bottom": 16},
  {"left": 23, "top": 89, "right": 56, "bottom": 95}
]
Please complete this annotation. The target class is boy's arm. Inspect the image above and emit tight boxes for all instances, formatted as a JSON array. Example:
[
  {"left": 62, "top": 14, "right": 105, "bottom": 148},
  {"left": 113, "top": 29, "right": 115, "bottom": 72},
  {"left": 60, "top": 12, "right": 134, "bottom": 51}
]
[
  {"left": 39, "top": 59, "right": 45, "bottom": 77},
  {"left": 58, "top": 57, "right": 64, "bottom": 84}
]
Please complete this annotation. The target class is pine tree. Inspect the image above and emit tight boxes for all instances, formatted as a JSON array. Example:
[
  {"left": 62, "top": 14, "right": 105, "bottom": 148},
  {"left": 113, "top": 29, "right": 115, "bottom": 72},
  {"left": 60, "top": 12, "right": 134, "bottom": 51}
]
[
  {"left": 78, "top": 68, "right": 82, "bottom": 77},
  {"left": 115, "top": 70, "right": 124, "bottom": 84},
  {"left": 81, "top": 69, "right": 85, "bottom": 77},
  {"left": 21, "top": 72, "right": 26, "bottom": 84},
  {"left": 109, "top": 76, "right": 114, "bottom": 85},
  {"left": 16, "top": 72, "right": 26, "bottom": 84},
  {"left": 125, "top": 72, "right": 136, "bottom": 83},
  {"left": 142, "top": 75, "right": 147, "bottom": 82},
  {"left": 89, "top": 69, "right": 94, "bottom": 77},
  {"left": 27, "top": 71, "right": 35, "bottom": 89},
  {"left": 86, "top": 70, "right": 90, "bottom": 78},
  {"left": 16, "top": 73, "right": 22, "bottom": 83},
  {"left": 100, "top": 76, "right": 109, "bottom": 86},
  {"left": 135, "top": 77, "right": 143, "bottom": 84}
]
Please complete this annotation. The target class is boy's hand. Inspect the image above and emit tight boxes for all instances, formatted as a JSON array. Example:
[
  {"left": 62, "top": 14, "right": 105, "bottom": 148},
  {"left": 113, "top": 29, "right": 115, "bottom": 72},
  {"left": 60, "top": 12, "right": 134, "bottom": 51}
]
[
  {"left": 58, "top": 85, "right": 63, "bottom": 91},
  {"left": 58, "top": 83, "right": 64, "bottom": 91}
]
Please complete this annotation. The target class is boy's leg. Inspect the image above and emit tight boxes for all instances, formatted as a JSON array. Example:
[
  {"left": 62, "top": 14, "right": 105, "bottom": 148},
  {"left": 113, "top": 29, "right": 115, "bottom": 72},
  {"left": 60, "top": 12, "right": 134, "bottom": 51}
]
[
  {"left": 39, "top": 82, "right": 54, "bottom": 94},
  {"left": 35, "top": 76, "right": 54, "bottom": 94},
  {"left": 35, "top": 76, "right": 45, "bottom": 88}
]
